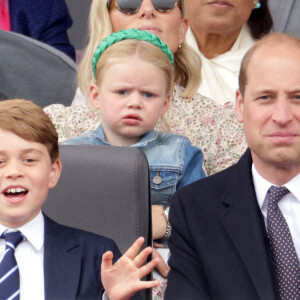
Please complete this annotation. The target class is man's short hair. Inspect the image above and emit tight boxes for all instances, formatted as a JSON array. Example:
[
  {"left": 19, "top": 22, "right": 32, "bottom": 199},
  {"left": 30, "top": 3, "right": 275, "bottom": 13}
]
[
  {"left": 0, "top": 99, "right": 59, "bottom": 162},
  {"left": 239, "top": 33, "right": 300, "bottom": 96}
]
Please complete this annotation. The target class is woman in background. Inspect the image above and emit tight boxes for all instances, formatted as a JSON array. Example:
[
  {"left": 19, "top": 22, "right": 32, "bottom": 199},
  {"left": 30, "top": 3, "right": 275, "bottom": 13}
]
[{"left": 186, "top": 0, "right": 273, "bottom": 104}]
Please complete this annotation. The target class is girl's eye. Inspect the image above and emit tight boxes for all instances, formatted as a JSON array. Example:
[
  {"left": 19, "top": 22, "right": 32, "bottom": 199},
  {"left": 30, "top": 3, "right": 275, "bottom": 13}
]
[
  {"left": 143, "top": 92, "right": 154, "bottom": 98},
  {"left": 0, "top": 159, "right": 6, "bottom": 166},
  {"left": 294, "top": 95, "right": 300, "bottom": 100}
]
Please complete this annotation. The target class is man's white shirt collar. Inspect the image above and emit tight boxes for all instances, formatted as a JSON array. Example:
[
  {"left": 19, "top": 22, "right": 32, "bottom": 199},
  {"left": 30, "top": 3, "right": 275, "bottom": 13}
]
[{"left": 252, "top": 164, "right": 300, "bottom": 210}]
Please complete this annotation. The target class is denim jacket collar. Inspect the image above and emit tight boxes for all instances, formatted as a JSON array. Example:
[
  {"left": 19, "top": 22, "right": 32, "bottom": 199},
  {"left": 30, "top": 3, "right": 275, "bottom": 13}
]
[{"left": 93, "top": 124, "right": 158, "bottom": 148}]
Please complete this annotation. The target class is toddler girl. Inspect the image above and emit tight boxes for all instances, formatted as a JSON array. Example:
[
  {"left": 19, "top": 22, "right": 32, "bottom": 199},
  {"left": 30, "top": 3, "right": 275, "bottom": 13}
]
[{"left": 64, "top": 28, "right": 206, "bottom": 298}]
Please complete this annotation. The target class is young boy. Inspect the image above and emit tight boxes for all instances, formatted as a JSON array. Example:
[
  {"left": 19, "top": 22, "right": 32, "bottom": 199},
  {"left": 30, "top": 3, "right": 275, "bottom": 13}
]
[{"left": 0, "top": 99, "right": 158, "bottom": 300}]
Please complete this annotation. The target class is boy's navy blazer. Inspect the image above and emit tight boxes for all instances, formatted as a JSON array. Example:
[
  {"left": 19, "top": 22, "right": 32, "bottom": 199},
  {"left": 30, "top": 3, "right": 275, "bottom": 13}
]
[
  {"left": 9, "top": 0, "right": 75, "bottom": 60},
  {"left": 165, "top": 150, "right": 280, "bottom": 300},
  {"left": 42, "top": 214, "right": 121, "bottom": 299}
]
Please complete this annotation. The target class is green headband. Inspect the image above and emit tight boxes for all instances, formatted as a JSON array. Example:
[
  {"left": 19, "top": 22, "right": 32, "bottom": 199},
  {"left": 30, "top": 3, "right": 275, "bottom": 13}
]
[{"left": 92, "top": 28, "right": 174, "bottom": 78}]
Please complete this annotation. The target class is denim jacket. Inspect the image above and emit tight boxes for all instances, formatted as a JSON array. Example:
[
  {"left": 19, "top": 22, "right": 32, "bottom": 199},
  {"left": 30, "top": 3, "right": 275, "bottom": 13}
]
[{"left": 63, "top": 125, "right": 206, "bottom": 206}]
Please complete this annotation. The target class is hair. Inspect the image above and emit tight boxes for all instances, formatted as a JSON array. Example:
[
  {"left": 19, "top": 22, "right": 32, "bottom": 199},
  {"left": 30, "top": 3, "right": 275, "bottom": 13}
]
[
  {"left": 247, "top": 0, "right": 273, "bottom": 39},
  {"left": 95, "top": 39, "right": 173, "bottom": 95},
  {"left": 239, "top": 33, "right": 300, "bottom": 96},
  {"left": 0, "top": 99, "right": 59, "bottom": 162},
  {"left": 78, "top": 0, "right": 201, "bottom": 99}
]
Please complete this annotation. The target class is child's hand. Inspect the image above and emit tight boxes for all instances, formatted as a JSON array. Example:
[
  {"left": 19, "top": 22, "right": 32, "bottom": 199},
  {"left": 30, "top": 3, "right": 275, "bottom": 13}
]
[{"left": 101, "top": 237, "right": 160, "bottom": 300}]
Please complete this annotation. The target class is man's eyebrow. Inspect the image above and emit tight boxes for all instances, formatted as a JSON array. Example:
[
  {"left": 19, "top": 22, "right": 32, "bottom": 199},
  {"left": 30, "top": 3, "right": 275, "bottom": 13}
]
[
  {"left": 250, "top": 89, "right": 273, "bottom": 97},
  {"left": 288, "top": 89, "right": 300, "bottom": 94},
  {"left": 253, "top": 88, "right": 274, "bottom": 93}
]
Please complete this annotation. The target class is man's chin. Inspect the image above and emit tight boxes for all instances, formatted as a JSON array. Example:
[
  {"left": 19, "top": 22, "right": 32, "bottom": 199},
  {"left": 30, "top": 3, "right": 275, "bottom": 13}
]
[{"left": 267, "top": 149, "right": 300, "bottom": 169}]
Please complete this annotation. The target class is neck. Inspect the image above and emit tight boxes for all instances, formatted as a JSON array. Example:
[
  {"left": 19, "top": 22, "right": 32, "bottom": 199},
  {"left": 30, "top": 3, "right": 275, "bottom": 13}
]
[
  {"left": 190, "top": 24, "right": 242, "bottom": 59},
  {"left": 253, "top": 158, "right": 300, "bottom": 186}
]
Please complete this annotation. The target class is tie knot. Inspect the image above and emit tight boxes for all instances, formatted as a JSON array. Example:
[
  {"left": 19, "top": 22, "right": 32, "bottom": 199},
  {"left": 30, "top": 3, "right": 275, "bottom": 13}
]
[
  {"left": 268, "top": 185, "right": 289, "bottom": 205},
  {"left": 1, "top": 231, "right": 23, "bottom": 251}
]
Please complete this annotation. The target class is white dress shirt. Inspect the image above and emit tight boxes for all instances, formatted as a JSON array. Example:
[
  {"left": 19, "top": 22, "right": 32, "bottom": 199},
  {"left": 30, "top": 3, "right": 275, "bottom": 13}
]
[
  {"left": 252, "top": 164, "right": 300, "bottom": 263},
  {"left": 0, "top": 212, "right": 45, "bottom": 300},
  {"left": 186, "top": 25, "right": 255, "bottom": 105}
]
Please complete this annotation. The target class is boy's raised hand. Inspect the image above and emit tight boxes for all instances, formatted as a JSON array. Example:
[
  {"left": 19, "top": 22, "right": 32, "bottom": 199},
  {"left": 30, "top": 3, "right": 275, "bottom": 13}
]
[{"left": 101, "top": 237, "right": 160, "bottom": 300}]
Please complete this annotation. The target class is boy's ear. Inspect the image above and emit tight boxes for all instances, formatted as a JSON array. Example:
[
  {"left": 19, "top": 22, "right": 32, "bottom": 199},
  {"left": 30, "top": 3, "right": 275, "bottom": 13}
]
[
  {"left": 89, "top": 84, "right": 101, "bottom": 109},
  {"left": 48, "top": 159, "right": 62, "bottom": 189},
  {"left": 162, "top": 94, "right": 171, "bottom": 115}
]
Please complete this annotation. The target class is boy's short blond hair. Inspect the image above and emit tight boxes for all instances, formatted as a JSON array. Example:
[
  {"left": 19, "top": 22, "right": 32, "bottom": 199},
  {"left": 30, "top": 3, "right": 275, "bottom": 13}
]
[{"left": 0, "top": 99, "right": 59, "bottom": 162}]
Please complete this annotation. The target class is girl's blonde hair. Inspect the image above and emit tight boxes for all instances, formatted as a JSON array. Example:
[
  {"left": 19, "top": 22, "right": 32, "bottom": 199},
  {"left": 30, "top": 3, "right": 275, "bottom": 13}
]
[
  {"left": 78, "top": 0, "right": 201, "bottom": 99},
  {"left": 95, "top": 39, "right": 173, "bottom": 96}
]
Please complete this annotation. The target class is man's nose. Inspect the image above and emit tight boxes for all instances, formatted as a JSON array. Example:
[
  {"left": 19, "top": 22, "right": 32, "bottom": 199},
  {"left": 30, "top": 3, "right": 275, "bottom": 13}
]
[{"left": 272, "top": 97, "right": 293, "bottom": 125}]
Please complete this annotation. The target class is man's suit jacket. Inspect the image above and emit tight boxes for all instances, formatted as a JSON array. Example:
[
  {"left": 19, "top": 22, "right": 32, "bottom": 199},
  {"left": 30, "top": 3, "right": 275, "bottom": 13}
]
[
  {"left": 42, "top": 214, "right": 121, "bottom": 299},
  {"left": 269, "top": 0, "right": 300, "bottom": 39},
  {"left": 9, "top": 0, "right": 75, "bottom": 60},
  {"left": 165, "top": 150, "right": 279, "bottom": 300}
]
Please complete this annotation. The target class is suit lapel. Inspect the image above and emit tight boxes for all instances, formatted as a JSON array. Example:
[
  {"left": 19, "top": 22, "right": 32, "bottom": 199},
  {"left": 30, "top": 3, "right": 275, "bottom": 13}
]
[
  {"left": 43, "top": 215, "right": 82, "bottom": 299},
  {"left": 220, "top": 150, "right": 277, "bottom": 300}
]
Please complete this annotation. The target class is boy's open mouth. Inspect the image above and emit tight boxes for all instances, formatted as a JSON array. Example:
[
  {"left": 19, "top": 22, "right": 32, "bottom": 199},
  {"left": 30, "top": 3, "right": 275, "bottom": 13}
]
[{"left": 4, "top": 187, "right": 28, "bottom": 198}]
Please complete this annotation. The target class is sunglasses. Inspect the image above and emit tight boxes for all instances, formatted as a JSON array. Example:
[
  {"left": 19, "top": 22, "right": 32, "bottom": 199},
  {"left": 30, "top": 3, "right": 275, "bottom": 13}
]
[{"left": 107, "top": 0, "right": 180, "bottom": 15}]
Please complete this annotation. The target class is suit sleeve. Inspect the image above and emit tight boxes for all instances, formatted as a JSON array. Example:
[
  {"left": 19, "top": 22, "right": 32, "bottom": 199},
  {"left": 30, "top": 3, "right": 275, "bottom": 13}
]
[
  {"left": 39, "top": 0, "right": 75, "bottom": 60},
  {"left": 10, "top": 0, "right": 75, "bottom": 60},
  {"left": 165, "top": 191, "right": 210, "bottom": 300}
]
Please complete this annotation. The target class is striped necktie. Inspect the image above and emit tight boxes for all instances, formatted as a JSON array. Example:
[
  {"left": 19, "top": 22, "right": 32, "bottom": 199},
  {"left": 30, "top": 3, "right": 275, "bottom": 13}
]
[
  {"left": 267, "top": 186, "right": 300, "bottom": 299},
  {"left": 0, "top": 231, "right": 23, "bottom": 300}
]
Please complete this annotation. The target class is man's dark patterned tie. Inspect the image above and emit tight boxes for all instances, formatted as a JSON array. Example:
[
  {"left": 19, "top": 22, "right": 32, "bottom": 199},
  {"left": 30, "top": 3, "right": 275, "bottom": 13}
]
[{"left": 267, "top": 186, "right": 300, "bottom": 299}]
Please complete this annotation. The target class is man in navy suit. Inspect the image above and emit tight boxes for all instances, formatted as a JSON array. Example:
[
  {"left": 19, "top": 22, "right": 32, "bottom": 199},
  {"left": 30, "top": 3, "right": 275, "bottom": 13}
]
[
  {"left": 0, "top": 99, "right": 159, "bottom": 299},
  {"left": 7, "top": 0, "right": 75, "bottom": 60},
  {"left": 165, "top": 33, "right": 300, "bottom": 300}
]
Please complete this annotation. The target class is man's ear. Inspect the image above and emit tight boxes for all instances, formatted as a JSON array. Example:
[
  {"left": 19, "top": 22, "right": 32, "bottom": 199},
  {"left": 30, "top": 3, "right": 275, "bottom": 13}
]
[
  {"left": 235, "top": 89, "right": 244, "bottom": 123},
  {"left": 89, "top": 84, "right": 101, "bottom": 109},
  {"left": 48, "top": 159, "right": 62, "bottom": 189}
]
